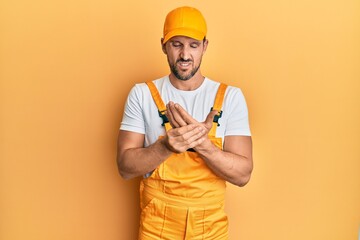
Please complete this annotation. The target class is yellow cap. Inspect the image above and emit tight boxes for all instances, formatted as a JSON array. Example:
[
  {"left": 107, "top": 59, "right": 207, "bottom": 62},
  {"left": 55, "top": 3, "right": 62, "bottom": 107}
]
[{"left": 163, "top": 6, "right": 207, "bottom": 44}]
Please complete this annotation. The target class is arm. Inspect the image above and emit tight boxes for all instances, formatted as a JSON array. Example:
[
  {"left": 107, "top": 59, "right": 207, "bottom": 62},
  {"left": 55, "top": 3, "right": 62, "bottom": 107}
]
[
  {"left": 117, "top": 124, "right": 207, "bottom": 180},
  {"left": 195, "top": 135, "right": 253, "bottom": 187},
  {"left": 116, "top": 130, "right": 171, "bottom": 180},
  {"left": 117, "top": 85, "right": 172, "bottom": 180},
  {"left": 166, "top": 102, "right": 253, "bottom": 187}
]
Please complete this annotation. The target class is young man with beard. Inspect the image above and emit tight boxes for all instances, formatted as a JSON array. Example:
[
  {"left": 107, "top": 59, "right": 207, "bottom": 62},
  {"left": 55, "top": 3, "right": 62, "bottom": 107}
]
[{"left": 117, "top": 6, "right": 253, "bottom": 240}]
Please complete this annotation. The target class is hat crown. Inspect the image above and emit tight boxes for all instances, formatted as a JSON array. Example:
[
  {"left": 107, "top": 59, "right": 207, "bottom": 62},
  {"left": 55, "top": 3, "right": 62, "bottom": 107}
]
[{"left": 163, "top": 6, "right": 207, "bottom": 44}]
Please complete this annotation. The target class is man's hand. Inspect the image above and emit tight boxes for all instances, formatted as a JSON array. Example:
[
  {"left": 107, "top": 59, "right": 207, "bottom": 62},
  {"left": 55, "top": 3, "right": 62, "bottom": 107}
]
[
  {"left": 166, "top": 101, "right": 218, "bottom": 130},
  {"left": 163, "top": 124, "right": 206, "bottom": 153},
  {"left": 165, "top": 101, "right": 218, "bottom": 150}
]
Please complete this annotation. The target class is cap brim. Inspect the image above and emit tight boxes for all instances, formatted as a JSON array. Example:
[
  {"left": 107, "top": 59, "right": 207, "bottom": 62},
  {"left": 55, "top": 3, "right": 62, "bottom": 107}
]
[{"left": 163, "top": 28, "right": 205, "bottom": 44}]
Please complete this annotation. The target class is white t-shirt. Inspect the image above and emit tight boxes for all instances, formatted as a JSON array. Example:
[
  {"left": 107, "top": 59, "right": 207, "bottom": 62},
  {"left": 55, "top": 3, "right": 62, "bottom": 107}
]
[{"left": 120, "top": 76, "right": 251, "bottom": 147}]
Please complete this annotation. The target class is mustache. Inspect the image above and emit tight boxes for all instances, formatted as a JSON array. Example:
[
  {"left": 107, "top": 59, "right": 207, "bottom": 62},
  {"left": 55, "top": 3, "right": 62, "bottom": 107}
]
[{"left": 176, "top": 58, "right": 192, "bottom": 63}]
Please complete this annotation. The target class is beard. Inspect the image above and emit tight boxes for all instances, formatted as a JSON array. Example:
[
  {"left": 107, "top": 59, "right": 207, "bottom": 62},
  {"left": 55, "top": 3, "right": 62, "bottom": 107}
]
[{"left": 169, "top": 58, "right": 201, "bottom": 81}]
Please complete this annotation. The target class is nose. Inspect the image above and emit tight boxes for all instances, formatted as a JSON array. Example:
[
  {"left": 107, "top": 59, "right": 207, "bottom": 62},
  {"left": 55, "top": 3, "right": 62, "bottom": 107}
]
[{"left": 179, "top": 45, "right": 191, "bottom": 61}]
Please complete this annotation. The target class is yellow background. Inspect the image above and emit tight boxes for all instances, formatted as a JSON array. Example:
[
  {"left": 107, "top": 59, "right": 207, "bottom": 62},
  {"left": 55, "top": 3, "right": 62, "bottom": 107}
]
[{"left": 1, "top": 0, "right": 359, "bottom": 239}]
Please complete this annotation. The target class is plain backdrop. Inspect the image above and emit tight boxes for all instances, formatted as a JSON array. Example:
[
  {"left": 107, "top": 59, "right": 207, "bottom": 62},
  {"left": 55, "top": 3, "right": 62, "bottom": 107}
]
[{"left": 1, "top": 0, "right": 359, "bottom": 239}]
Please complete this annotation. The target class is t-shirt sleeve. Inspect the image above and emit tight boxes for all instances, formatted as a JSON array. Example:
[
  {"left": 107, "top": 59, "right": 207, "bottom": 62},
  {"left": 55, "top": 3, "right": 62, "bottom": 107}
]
[
  {"left": 224, "top": 88, "right": 251, "bottom": 136},
  {"left": 120, "top": 85, "right": 146, "bottom": 134}
]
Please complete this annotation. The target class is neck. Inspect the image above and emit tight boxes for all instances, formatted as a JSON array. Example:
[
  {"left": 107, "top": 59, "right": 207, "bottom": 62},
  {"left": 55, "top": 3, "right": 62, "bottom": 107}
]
[{"left": 168, "top": 71, "right": 205, "bottom": 91}]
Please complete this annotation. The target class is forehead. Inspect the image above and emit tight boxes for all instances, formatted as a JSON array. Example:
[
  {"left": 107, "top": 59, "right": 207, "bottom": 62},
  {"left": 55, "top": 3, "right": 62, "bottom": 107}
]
[{"left": 168, "top": 36, "right": 202, "bottom": 44}]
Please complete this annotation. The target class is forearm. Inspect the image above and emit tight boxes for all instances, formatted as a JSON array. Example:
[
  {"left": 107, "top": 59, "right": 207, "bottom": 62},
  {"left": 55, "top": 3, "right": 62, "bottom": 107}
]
[
  {"left": 195, "top": 140, "right": 253, "bottom": 187},
  {"left": 117, "top": 138, "right": 172, "bottom": 180}
]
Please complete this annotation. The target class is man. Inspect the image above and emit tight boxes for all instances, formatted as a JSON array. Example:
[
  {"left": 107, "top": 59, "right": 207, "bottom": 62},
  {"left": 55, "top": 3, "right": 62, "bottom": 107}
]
[{"left": 117, "top": 6, "right": 253, "bottom": 240}]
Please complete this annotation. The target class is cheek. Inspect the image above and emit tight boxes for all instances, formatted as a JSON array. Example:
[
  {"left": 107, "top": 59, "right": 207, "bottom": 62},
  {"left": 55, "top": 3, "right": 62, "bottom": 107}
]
[
  {"left": 193, "top": 52, "right": 203, "bottom": 63},
  {"left": 169, "top": 52, "right": 181, "bottom": 62},
  {"left": 167, "top": 55, "right": 179, "bottom": 66}
]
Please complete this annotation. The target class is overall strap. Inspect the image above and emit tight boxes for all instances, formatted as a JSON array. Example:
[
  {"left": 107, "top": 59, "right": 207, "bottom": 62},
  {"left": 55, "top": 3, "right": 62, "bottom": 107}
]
[
  {"left": 146, "top": 81, "right": 172, "bottom": 131},
  {"left": 209, "top": 83, "right": 228, "bottom": 137}
]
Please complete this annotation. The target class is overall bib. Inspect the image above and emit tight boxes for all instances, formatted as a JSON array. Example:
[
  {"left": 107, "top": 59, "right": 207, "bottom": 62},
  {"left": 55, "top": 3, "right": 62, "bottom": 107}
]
[{"left": 139, "top": 82, "right": 228, "bottom": 240}]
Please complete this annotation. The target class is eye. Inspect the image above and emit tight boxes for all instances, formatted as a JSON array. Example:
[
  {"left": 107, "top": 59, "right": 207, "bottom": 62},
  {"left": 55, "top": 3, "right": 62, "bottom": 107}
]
[
  {"left": 190, "top": 43, "right": 200, "bottom": 48},
  {"left": 172, "top": 42, "right": 182, "bottom": 47}
]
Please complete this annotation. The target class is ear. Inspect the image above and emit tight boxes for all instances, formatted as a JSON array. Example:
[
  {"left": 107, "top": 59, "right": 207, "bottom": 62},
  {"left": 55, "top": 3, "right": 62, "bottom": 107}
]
[
  {"left": 161, "top": 38, "right": 167, "bottom": 54},
  {"left": 202, "top": 39, "right": 209, "bottom": 53}
]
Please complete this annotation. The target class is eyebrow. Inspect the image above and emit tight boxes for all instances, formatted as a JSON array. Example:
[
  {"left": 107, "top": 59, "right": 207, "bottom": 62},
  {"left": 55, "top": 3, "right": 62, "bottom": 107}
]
[{"left": 170, "top": 39, "right": 201, "bottom": 45}]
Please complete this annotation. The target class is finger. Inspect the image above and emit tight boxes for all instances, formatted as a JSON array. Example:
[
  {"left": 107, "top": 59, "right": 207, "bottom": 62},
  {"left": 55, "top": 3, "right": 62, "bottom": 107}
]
[
  {"left": 168, "top": 102, "right": 187, "bottom": 127},
  {"left": 166, "top": 102, "right": 180, "bottom": 128},
  {"left": 182, "top": 126, "right": 207, "bottom": 144},
  {"left": 166, "top": 125, "right": 204, "bottom": 152},
  {"left": 174, "top": 104, "right": 197, "bottom": 124},
  {"left": 171, "top": 123, "right": 199, "bottom": 136},
  {"left": 171, "top": 125, "right": 206, "bottom": 150},
  {"left": 204, "top": 110, "right": 219, "bottom": 129},
  {"left": 187, "top": 135, "right": 206, "bottom": 149}
]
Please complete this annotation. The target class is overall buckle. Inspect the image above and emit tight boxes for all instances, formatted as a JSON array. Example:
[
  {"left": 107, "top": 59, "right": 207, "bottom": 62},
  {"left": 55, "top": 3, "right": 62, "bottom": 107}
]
[
  {"left": 211, "top": 107, "right": 223, "bottom": 126},
  {"left": 158, "top": 110, "right": 169, "bottom": 126}
]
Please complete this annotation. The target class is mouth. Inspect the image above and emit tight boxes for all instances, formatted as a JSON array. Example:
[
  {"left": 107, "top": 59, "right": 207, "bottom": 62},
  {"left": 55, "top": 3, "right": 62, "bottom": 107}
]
[{"left": 177, "top": 61, "right": 192, "bottom": 70}]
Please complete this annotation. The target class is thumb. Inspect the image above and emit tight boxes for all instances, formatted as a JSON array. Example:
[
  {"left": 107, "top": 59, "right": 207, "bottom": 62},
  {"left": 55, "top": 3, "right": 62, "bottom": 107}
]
[{"left": 204, "top": 110, "right": 218, "bottom": 129}]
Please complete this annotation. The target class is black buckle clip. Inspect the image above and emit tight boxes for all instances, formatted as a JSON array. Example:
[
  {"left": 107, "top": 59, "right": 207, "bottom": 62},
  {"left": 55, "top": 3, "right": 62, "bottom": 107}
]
[
  {"left": 158, "top": 110, "right": 169, "bottom": 126},
  {"left": 211, "top": 107, "right": 223, "bottom": 126}
]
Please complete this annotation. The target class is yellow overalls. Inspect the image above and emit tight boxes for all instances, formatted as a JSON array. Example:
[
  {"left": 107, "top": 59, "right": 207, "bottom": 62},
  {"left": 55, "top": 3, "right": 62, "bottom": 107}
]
[{"left": 139, "top": 81, "right": 228, "bottom": 240}]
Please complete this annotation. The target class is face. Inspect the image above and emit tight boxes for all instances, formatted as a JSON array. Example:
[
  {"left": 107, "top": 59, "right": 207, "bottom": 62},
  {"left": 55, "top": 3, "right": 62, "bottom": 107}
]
[{"left": 162, "top": 36, "right": 208, "bottom": 81}]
